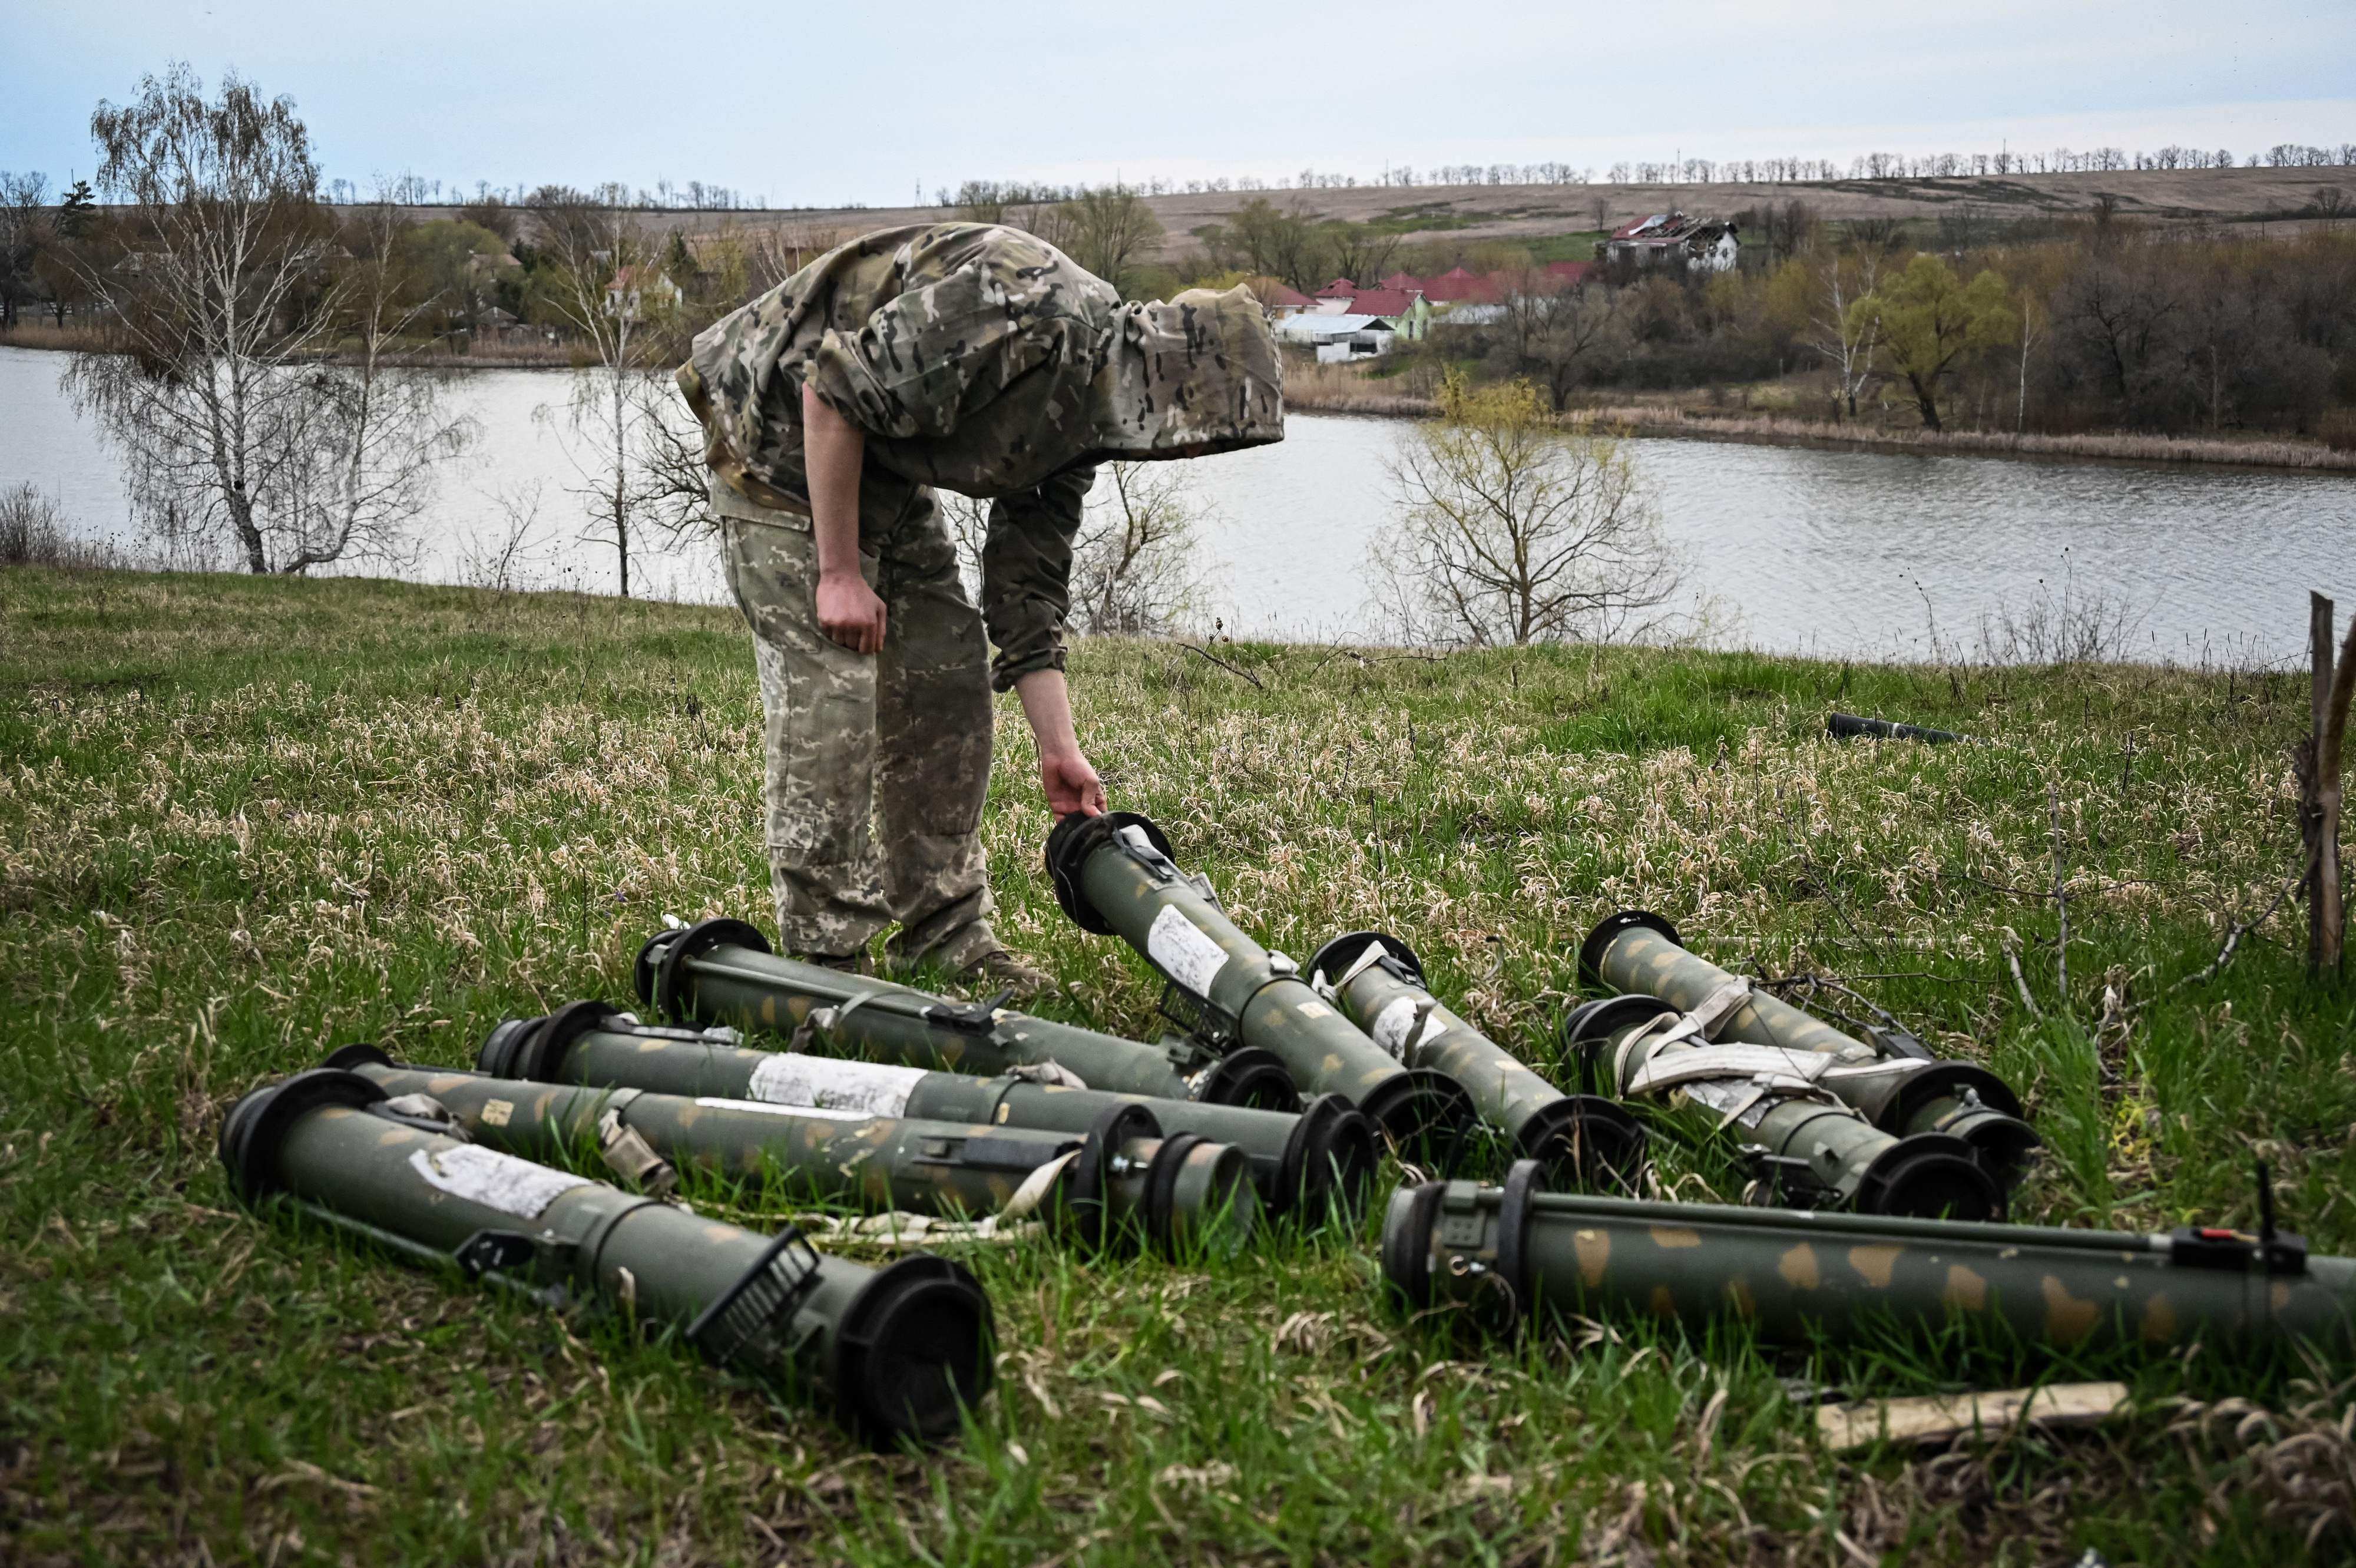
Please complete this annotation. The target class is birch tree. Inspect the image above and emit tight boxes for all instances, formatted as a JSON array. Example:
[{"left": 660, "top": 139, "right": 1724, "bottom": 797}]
[
  {"left": 63, "top": 66, "right": 471, "bottom": 574},
  {"left": 528, "top": 188, "right": 676, "bottom": 597}
]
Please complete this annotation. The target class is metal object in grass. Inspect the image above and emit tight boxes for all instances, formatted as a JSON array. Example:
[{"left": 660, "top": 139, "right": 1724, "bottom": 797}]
[
  {"left": 1306, "top": 929, "right": 1647, "bottom": 1190},
  {"left": 1385, "top": 1158, "right": 2353, "bottom": 1357},
  {"left": 1578, "top": 911, "right": 2039, "bottom": 1189},
  {"left": 218, "top": 1067, "right": 993, "bottom": 1448},
  {"left": 476, "top": 1001, "right": 1375, "bottom": 1220},
  {"left": 634, "top": 918, "right": 1298, "bottom": 1110},
  {"left": 329, "top": 1048, "right": 1262, "bottom": 1258},
  {"left": 1045, "top": 811, "right": 1479, "bottom": 1168},
  {"left": 1826, "top": 712, "right": 1965, "bottom": 744}
]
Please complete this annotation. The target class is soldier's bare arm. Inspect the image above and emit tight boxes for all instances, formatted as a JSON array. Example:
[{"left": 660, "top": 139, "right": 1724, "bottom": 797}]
[
  {"left": 1014, "top": 670, "right": 1105, "bottom": 818},
  {"left": 803, "top": 383, "right": 888, "bottom": 655}
]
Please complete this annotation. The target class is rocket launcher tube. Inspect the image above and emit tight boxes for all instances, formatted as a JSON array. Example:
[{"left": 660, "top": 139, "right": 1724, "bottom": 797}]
[
  {"left": 1046, "top": 811, "right": 1478, "bottom": 1167},
  {"left": 634, "top": 919, "right": 1298, "bottom": 1110},
  {"left": 1307, "top": 929, "right": 1647, "bottom": 1190},
  {"left": 1385, "top": 1159, "right": 2355, "bottom": 1357},
  {"left": 1580, "top": 911, "right": 2040, "bottom": 1184},
  {"left": 1564, "top": 995, "right": 2001, "bottom": 1220},
  {"left": 219, "top": 1067, "right": 993, "bottom": 1448},
  {"left": 475, "top": 1004, "right": 1374, "bottom": 1219},
  {"left": 337, "top": 1051, "right": 1260, "bottom": 1257}
]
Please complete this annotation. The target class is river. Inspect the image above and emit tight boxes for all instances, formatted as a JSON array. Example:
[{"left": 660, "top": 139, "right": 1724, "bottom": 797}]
[{"left": 7, "top": 346, "right": 2353, "bottom": 664}]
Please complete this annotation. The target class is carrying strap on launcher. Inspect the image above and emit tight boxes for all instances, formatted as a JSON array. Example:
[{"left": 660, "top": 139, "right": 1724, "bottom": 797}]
[
  {"left": 801, "top": 1149, "right": 1081, "bottom": 1248},
  {"left": 1615, "top": 977, "right": 1856, "bottom": 1130}
]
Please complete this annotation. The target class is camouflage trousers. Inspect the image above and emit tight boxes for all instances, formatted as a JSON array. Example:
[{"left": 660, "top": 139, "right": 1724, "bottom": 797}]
[{"left": 712, "top": 474, "right": 998, "bottom": 970}]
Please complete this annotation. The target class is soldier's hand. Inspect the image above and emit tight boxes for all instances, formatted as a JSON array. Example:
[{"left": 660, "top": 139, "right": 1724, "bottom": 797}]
[
  {"left": 816, "top": 571, "right": 887, "bottom": 654},
  {"left": 1040, "top": 748, "right": 1106, "bottom": 818}
]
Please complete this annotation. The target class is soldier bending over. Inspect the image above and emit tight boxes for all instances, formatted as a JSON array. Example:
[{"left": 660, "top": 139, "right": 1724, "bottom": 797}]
[{"left": 679, "top": 223, "right": 1282, "bottom": 995}]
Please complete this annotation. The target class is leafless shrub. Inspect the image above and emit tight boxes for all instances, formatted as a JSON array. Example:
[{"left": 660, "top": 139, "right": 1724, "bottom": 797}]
[
  {"left": 1369, "top": 373, "right": 1682, "bottom": 647},
  {"left": 458, "top": 481, "right": 551, "bottom": 594},
  {"left": 1974, "top": 554, "right": 2149, "bottom": 664},
  {"left": 1068, "top": 464, "right": 1216, "bottom": 636}
]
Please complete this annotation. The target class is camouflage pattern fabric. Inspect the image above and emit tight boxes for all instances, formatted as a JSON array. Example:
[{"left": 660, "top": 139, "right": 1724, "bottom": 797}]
[
  {"left": 713, "top": 475, "right": 996, "bottom": 969},
  {"left": 678, "top": 222, "right": 1282, "bottom": 688}
]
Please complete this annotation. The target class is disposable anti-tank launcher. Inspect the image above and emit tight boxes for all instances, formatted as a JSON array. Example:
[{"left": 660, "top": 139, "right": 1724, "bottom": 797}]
[
  {"left": 477, "top": 1001, "right": 1375, "bottom": 1220},
  {"left": 327, "top": 1047, "right": 1263, "bottom": 1258},
  {"left": 219, "top": 1067, "right": 993, "bottom": 1448},
  {"left": 1563, "top": 991, "right": 2000, "bottom": 1219},
  {"left": 1047, "top": 812, "right": 1478, "bottom": 1167},
  {"left": 1306, "top": 930, "right": 1646, "bottom": 1190},
  {"left": 1386, "top": 1158, "right": 2354, "bottom": 1358},
  {"left": 1579, "top": 911, "right": 2040, "bottom": 1187},
  {"left": 636, "top": 918, "right": 1298, "bottom": 1110}
]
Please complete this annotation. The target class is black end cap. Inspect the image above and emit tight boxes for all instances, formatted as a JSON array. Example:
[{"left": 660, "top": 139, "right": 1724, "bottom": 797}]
[
  {"left": 1512, "top": 1095, "right": 1649, "bottom": 1193},
  {"left": 1379, "top": 1180, "right": 1446, "bottom": 1310},
  {"left": 1141, "top": 1132, "right": 1207, "bottom": 1251},
  {"left": 1558, "top": 993, "right": 1673, "bottom": 1096},
  {"left": 218, "top": 1068, "right": 389, "bottom": 1207},
  {"left": 1044, "top": 811, "right": 1171, "bottom": 936},
  {"left": 1276, "top": 1093, "right": 1380, "bottom": 1219},
  {"left": 1194, "top": 1046, "right": 1300, "bottom": 1110},
  {"left": 321, "top": 1043, "right": 395, "bottom": 1071},
  {"left": 1494, "top": 1157, "right": 1541, "bottom": 1321},
  {"left": 647, "top": 918, "right": 772, "bottom": 1023},
  {"left": 1889, "top": 1061, "right": 2027, "bottom": 1127},
  {"left": 1068, "top": 1101, "right": 1161, "bottom": 1249},
  {"left": 1856, "top": 1133, "right": 2003, "bottom": 1222},
  {"left": 1305, "top": 929, "right": 1423, "bottom": 988},
  {"left": 1358, "top": 1069, "right": 1478, "bottom": 1174},
  {"left": 833, "top": 1254, "right": 996, "bottom": 1450},
  {"left": 478, "top": 1000, "right": 626, "bottom": 1082},
  {"left": 1577, "top": 909, "right": 1683, "bottom": 991}
]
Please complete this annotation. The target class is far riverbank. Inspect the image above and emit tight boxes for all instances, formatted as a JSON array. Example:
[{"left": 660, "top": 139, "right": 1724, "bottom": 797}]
[{"left": 11, "top": 324, "right": 2356, "bottom": 476}]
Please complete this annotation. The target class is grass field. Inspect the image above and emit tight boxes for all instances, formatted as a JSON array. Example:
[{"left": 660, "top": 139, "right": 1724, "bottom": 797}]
[{"left": 5, "top": 566, "right": 2354, "bottom": 1566}]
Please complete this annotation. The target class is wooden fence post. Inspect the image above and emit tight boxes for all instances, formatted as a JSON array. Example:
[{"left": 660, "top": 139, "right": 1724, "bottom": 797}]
[{"left": 2302, "top": 592, "right": 2355, "bottom": 975}]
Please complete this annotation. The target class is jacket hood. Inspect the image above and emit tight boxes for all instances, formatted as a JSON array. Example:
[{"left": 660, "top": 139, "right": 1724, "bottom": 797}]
[{"left": 1087, "top": 285, "right": 1284, "bottom": 461}]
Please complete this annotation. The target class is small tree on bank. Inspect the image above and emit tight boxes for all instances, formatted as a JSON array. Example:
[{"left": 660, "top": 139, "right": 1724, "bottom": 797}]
[
  {"left": 1849, "top": 253, "right": 2016, "bottom": 431},
  {"left": 1371, "top": 373, "right": 1681, "bottom": 647}
]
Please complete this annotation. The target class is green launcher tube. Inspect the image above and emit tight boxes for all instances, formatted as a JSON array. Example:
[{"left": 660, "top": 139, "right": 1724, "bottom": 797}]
[
  {"left": 331, "top": 1048, "right": 1260, "bottom": 1258},
  {"left": 1563, "top": 995, "right": 2000, "bottom": 1220},
  {"left": 636, "top": 919, "right": 1299, "bottom": 1110},
  {"left": 1046, "top": 812, "right": 1478, "bottom": 1168},
  {"left": 475, "top": 1002, "right": 1375, "bottom": 1219},
  {"left": 1386, "top": 1159, "right": 2355, "bottom": 1358},
  {"left": 1306, "top": 930, "right": 1646, "bottom": 1190},
  {"left": 1580, "top": 911, "right": 2039, "bottom": 1186},
  {"left": 219, "top": 1067, "right": 992, "bottom": 1448}
]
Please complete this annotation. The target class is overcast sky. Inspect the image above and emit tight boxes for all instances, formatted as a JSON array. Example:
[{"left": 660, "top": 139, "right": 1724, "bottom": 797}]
[{"left": 6, "top": 2, "right": 2351, "bottom": 204}]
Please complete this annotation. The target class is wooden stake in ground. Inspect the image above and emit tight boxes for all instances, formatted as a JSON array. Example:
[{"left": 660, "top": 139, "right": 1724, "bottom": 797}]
[{"left": 2297, "top": 591, "right": 2356, "bottom": 973}]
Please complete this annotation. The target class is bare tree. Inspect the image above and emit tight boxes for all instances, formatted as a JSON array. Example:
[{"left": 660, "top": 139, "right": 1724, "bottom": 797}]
[
  {"left": 1806, "top": 247, "right": 1883, "bottom": 418},
  {"left": 64, "top": 66, "right": 469, "bottom": 574},
  {"left": 1503, "top": 273, "right": 1626, "bottom": 410},
  {"left": 1068, "top": 464, "right": 1213, "bottom": 634},
  {"left": 1371, "top": 374, "right": 1681, "bottom": 647},
  {"left": 0, "top": 171, "right": 49, "bottom": 329},
  {"left": 528, "top": 187, "right": 677, "bottom": 596}
]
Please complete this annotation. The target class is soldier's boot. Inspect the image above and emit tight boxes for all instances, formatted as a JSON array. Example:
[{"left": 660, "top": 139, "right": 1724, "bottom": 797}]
[{"left": 955, "top": 947, "right": 1056, "bottom": 1003}]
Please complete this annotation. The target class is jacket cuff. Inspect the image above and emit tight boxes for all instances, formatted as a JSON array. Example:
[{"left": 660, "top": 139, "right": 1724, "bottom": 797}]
[{"left": 990, "top": 644, "right": 1068, "bottom": 693}]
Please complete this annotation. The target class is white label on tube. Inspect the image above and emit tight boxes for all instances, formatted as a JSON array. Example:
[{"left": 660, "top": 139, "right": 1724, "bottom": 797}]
[
  {"left": 408, "top": 1146, "right": 591, "bottom": 1219},
  {"left": 746, "top": 1053, "right": 925, "bottom": 1117},
  {"left": 1147, "top": 905, "right": 1230, "bottom": 997}
]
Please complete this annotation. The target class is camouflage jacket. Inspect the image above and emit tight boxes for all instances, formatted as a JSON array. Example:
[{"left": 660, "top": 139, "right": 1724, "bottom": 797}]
[{"left": 679, "top": 223, "right": 1282, "bottom": 688}]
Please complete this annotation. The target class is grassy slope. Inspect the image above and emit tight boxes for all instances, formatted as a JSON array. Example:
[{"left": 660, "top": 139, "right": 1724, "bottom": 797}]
[{"left": 3, "top": 568, "right": 2352, "bottom": 1566}]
